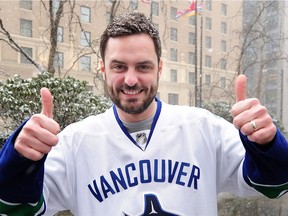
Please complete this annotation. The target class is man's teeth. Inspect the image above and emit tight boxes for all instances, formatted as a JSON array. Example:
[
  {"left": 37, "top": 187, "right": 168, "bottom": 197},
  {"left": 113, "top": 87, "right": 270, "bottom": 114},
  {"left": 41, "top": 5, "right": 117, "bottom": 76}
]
[{"left": 124, "top": 90, "right": 141, "bottom": 95}]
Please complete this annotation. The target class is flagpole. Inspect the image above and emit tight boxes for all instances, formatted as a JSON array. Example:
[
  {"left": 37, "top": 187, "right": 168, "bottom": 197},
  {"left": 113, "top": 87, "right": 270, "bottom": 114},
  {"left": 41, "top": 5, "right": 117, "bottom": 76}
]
[
  {"left": 199, "top": 0, "right": 203, "bottom": 108},
  {"left": 194, "top": 0, "right": 198, "bottom": 107}
]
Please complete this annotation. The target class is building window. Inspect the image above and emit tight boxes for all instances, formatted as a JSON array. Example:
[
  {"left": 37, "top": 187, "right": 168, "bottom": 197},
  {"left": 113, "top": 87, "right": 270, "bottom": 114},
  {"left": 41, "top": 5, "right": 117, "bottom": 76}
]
[
  {"left": 80, "top": 56, "right": 91, "bottom": 71},
  {"left": 57, "top": 26, "right": 63, "bottom": 43},
  {"left": 206, "top": 0, "right": 212, "bottom": 11},
  {"left": 220, "top": 58, "right": 227, "bottom": 70},
  {"left": 188, "top": 72, "right": 195, "bottom": 84},
  {"left": 81, "top": 31, "right": 91, "bottom": 47},
  {"left": 170, "top": 69, "right": 177, "bottom": 82},
  {"left": 168, "top": 93, "right": 179, "bottom": 105},
  {"left": 20, "top": 0, "right": 32, "bottom": 10},
  {"left": 170, "top": 48, "right": 178, "bottom": 61},
  {"left": 170, "top": 28, "right": 178, "bottom": 41},
  {"left": 54, "top": 52, "right": 64, "bottom": 69},
  {"left": 52, "top": 0, "right": 60, "bottom": 15},
  {"left": 205, "top": 17, "right": 212, "bottom": 30},
  {"left": 81, "top": 6, "right": 91, "bottom": 23},
  {"left": 188, "top": 52, "right": 195, "bottom": 65},
  {"left": 152, "top": 1, "right": 159, "bottom": 16},
  {"left": 221, "top": 3, "right": 227, "bottom": 16},
  {"left": 189, "top": 32, "right": 196, "bottom": 45},
  {"left": 205, "top": 36, "right": 212, "bottom": 49},
  {"left": 221, "top": 22, "right": 227, "bottom": 34},
  {"left": 129, "top": 0, "right": 138, "bottom": 10},
  {"left": 221, "top": 40, "right": 227, "bottom": 52},
  {"left": 171, "top": 7, "right": 178, "bottom": 21},
  {"left": 20, "top": 47, "right": 32, "bottom": 64},
  {"left": 189, "top": 16, "right": 196, "bottom": 26},
  {"left": 220, "top": 77, "right": 226, "bottom": 88},
  {"left": 205, "top": 55, "right": 212, "bottom": 68},
  {"left": 205, "top": 74, "right": 211, "bottom": 86},
  {"left": 20, "top": 19, "right": 32, "bottom": 37}
]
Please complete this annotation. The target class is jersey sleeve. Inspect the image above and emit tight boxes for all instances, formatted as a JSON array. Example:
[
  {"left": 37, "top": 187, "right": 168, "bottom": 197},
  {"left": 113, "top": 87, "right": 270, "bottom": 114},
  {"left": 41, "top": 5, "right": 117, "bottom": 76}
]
[
  {"left": 0, "top": 122, "right": 47, "bottom": 215},
  {"left": 241, "top": 129, "right": 288, "bottom": 198}
]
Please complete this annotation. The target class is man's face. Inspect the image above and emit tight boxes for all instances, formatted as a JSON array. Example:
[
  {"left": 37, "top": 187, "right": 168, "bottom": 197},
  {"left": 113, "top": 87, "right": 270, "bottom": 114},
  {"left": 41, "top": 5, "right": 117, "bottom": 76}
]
[{"left": 100, "top": 33, "right": 162, "bottom": 116}]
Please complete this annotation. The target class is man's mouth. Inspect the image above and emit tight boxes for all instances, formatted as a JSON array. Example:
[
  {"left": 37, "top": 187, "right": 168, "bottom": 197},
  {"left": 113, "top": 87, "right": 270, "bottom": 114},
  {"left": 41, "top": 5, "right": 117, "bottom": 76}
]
[{"left": 122, "top": 89, "right": 142, "bottom": 95}]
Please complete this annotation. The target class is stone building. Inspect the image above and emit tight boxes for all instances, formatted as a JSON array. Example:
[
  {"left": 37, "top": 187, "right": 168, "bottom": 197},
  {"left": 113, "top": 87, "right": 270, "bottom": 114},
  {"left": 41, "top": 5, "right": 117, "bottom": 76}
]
[{"left": 0, "top": 0, "right": 242, "bottom": 107}]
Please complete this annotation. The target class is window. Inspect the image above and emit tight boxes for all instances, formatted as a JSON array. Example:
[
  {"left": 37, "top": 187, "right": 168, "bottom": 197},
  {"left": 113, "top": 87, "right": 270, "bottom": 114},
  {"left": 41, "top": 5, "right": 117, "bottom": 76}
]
[
  {"left": 205, "top": 17, "right": 212, "bottom": 30},
  {"left": 81, "top": 31, "right": 91, "bottom": 47},
  {"left": 205, "top": 36, "right": 212, "bottom": 49},
  {"left": 221, "top": 3, "right": 227, "bottom": 16},
  {"left": 81, "top": 6, "right": 91, "bottom": 23},
  {"left": 170, "top": 28, "right": 177, "bottom": 41},
  {"left": 221, "top": 40, "right": 227, "bottom": 52},
  {"left": 170, "top": 69, "right": 177, "bottom": 82},
  {"left": 80, "top": 56, "right": 91, "bottom": 71},
  {"left": 106, "top": 12, "right": 111, "bottom": 24},
  {"left": 205, "top": 55, "right": 212, "bottom": 68},
  {"left": 189, "top": 32, "right": 196, "bottom": 45},
  {"left": 220, "top": 77, "right": 226, "bottom": 88},
  {"left": 151, "top": 1, "right": 159, "bottom": 16},
  {"left": 57, "top": 26, "right": 63, "bottom": 43},
  {"left": 189, "top": 16, "right": 196, "bottom": 26},
  {"left": 171, "top": 7, "right": 178, "bottom": 21},
  {"left": 20, "top": 47, "right": 32, "bottom": 64},
  {"left": 52, "top": 0, "right": 60, "bottom": 15},
  {"left": 205, "top": 74, "right": 211, "bottom": 86},
  {"left": 220, "top": 58, "right": 227, "bottom": 70},
  {"left": 206, "top": 0, "right": 212, "bottom": 11},
  {"left": 20, "top": 19, "right": 32, "bottom": 37},
  {"left": 54, "top": 52, "right": 64, "bottom": 69},
  {"left": 168, "top": 93, "right": 179, "bottom": 105},
  {"left": 221, "top": 22, "right": 227, "bottom": 34},
  {"left": 188, "top": 72, "right": 195, "bottom": 84},
  {"left": 129, "top": 0, "right": 138, "bottom": 10},
  {"left": 170, "top": 48, "right": 178, "bottom": 61},
  {"left": 20, "top": 0, "right": 32, "bottom": 10},
  {"left": 188, "top": 52, "right": 195, "bottom": 65}
]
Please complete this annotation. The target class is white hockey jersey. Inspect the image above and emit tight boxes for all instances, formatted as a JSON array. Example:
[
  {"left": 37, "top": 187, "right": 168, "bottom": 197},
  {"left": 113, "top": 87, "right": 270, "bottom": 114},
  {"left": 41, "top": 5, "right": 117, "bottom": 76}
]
[{"left": 42, "top": 101, "right": 258, "bottom": 215}]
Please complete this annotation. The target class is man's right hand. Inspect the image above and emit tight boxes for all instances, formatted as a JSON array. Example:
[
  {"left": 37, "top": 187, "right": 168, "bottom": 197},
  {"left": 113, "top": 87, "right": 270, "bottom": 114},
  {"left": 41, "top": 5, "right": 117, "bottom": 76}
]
[{"left": 14, "top": 88, "right": 60, "bottom": 161}]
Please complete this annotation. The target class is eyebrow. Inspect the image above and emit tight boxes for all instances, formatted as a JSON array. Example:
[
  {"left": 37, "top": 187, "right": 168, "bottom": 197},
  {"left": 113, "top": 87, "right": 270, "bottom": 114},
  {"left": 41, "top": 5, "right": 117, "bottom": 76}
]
[{"left": 110, "top": 59, "right": 155, "bottom": 65}]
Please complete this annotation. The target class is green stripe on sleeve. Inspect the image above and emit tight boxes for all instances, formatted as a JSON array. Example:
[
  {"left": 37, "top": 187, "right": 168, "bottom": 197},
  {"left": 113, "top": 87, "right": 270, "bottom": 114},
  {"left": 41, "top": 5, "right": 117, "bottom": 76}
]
[{"left": 0, "top": 195, "right": 45, "bottom": 216}]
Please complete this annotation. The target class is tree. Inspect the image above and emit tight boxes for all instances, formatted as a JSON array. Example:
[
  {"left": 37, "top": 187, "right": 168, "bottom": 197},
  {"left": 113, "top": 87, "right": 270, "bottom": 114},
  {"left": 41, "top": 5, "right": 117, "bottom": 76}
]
[
  {"left": 203, "top": 101, "right": 233, "bottom": 123},
  {"left": 0, "top": 72, "right": 112, "bottom": 147}
]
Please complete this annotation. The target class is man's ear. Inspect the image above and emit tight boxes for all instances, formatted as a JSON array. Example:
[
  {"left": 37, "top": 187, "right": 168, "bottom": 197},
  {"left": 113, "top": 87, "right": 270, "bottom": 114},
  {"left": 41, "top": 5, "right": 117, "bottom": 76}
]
[
  {"left": 100, "top": 59, "right": 106, "bottom": 81},
  {"left": 158, "top": 59, "right": 163, "bottom": 78}
]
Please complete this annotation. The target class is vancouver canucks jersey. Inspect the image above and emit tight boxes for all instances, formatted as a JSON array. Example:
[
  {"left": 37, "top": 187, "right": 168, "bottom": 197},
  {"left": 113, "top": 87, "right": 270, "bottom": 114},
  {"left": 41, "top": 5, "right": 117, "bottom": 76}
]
[{"left": 1, "top": 100, "right": 288, "bottom": 215}]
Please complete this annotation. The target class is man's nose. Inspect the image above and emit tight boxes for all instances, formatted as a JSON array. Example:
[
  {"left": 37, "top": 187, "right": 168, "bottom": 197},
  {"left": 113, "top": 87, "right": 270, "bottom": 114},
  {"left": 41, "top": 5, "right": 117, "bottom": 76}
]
[{"left": 124, "top": 70, "right": 138, "bottom": 86}]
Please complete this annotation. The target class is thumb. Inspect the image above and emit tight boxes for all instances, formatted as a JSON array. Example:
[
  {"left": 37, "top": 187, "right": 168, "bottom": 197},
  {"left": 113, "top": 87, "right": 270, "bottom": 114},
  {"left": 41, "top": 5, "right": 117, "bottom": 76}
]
[
  {"left": 40, "top": 87, "right": 54, "bottom": 118},
  {"left": 235, "top": 74, "right": 247, "bottom": 102}
]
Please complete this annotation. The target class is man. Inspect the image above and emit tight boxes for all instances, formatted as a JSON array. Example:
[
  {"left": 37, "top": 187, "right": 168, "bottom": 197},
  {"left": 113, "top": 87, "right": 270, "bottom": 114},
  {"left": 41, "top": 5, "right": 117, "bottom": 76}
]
[{"left": 1, "top": 11, "right": 288, "bottom": 216}]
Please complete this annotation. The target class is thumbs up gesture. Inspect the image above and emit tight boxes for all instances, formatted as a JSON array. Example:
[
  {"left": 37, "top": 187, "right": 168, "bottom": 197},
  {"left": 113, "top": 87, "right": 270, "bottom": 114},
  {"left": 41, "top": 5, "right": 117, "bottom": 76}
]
[
  {"left": 231, "top": 75, "right": 276, "bottom": 145},
  {"left": 14, "top": 88, "right": 60, "bottom": 161}
]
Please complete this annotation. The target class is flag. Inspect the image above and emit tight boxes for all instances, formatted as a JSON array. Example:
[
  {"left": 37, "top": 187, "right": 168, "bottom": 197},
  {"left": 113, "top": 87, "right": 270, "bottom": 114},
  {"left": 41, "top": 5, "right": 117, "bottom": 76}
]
[
  {"left": 141, "top": 0, "right": 151, "bottom": 4},
  {"left": 176, "top": 1, "right": 203, "bottom": 19}
]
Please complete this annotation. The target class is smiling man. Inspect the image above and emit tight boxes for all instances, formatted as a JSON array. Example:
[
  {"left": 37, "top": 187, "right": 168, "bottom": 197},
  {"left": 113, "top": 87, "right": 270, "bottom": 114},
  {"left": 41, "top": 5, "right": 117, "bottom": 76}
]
[{"left": 1, "top": 11, "right": 288, "bottom": 216}]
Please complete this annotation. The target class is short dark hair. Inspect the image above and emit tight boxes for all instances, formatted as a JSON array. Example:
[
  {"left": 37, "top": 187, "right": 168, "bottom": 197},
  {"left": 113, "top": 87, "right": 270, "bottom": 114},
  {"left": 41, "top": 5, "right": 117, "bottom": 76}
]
[{"left": 100, "top": 11, "right": 161, "bottom": 63}]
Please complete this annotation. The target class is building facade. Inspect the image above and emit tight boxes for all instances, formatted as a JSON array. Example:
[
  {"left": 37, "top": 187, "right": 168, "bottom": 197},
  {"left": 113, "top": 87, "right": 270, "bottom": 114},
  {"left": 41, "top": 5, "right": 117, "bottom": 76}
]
[
  {"left": 0, "top": 0, "right": 242, "bottom": 107},
  {"left": 243, "top": 0, "right": 288, "bottom": 133}
]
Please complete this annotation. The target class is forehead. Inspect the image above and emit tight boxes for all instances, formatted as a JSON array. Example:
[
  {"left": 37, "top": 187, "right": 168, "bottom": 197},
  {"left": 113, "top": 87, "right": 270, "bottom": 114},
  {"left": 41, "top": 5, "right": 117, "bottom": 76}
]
[{"left": 104, "top": 34, "right": 157, "bottom": 62}]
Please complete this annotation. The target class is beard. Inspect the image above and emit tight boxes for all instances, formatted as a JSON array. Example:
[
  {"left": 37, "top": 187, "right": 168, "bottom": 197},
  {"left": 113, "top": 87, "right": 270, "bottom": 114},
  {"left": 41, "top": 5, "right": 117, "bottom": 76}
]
[{"left": 106, "top": 81, "right": 159, "bottom": 115}]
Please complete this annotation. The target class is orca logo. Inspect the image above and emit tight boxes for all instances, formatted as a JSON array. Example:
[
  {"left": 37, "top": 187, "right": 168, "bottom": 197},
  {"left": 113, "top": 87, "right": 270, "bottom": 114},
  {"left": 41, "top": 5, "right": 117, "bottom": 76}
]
[{"left": 123, "top": 194, "right": 179, "bottom": 216}]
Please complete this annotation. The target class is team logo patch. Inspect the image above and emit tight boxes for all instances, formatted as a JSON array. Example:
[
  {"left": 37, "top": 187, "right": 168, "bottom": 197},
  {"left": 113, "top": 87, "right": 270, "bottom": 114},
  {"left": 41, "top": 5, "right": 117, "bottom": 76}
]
[
  {"left": 123, "top": 194, "right": 179, "bottom": 216},
  {"left": 136, "top": 132, "right": 148, "bottom": 145}
]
